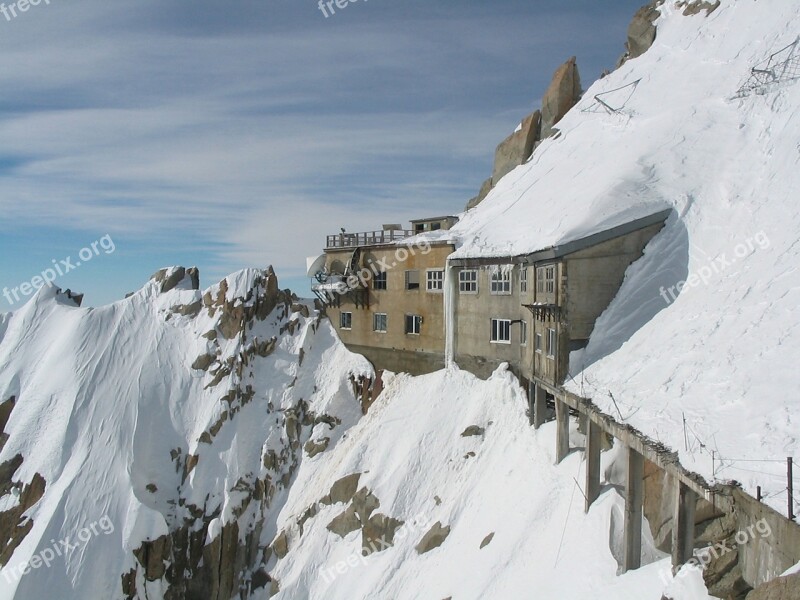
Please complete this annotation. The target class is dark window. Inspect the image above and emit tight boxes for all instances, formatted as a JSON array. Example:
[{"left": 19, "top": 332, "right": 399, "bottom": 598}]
[
  {"left": 405, "top": 314, "right": 422, "bottom": 335},
  {"left": 373, "top": 313, "right": 388, "bottom": 332},
  {"left": 340, "top": 312, "right": 352, "bottom": 330},
  {"left": 373, "top": 271, "right": 387, "bottom": 290}
]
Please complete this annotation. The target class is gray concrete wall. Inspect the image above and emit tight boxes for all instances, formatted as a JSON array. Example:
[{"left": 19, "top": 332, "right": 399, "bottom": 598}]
[
  {"left": 564, "top": 222, "right": 664, "bottom": 341},
  {"left": 734, "top": 488, "right": 800, "bottom": 588}
]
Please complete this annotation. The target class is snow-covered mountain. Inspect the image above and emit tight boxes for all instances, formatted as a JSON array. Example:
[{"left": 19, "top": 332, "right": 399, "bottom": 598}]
[
  {"left": 2, "top": 1, "right": 800, "bottom": 599},
  {"left": 449, "top": 0, "right": 800, "bottom": 512}
]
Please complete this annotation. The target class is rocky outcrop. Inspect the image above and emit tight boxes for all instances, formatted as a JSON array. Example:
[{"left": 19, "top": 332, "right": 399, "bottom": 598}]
[
  {"left": 461, "top": 425, "right": 485, "bottom": 438},
  {"left": 624, "top": 2, "right": 662, "bottom": 62},
  {"left": 541, "top": 57, "right": 582, "bottom": 138},
  {"left": 416, "top": 522, "right": 451, "bottom": 554},
  {"left": 746, "top": 574, "right": 800, "bottom": 600},
  {"left": 677, "top": 0, "right": 720, "bottom": 17},
  {"left": 465, "top": 57, "right": 581, "bottom": 210},
  {"left": 492, "top": 110, "right": 541, "bottom": 183}
]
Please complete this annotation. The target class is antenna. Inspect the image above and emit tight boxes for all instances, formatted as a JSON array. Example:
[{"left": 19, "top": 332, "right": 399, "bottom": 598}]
[
  {"left": 582, "top": 79, "right": 642, "bottom": 115},
  {"left": 306, "top": 255, "right": 327, "bottom": 278}
]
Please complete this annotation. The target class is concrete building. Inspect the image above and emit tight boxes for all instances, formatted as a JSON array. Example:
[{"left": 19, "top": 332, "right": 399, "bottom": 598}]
[{"left": 310, "top": 209, "right": 670, "bottom": 388}]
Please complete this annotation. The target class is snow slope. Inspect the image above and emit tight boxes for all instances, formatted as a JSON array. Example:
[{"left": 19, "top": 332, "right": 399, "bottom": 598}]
[
  {"left": 265, "top": 365, "right": 713, "bottom": 600},
  {"left": 447, "top": 0, "right": 800, "bottom": 512},
  {"left": 0, "top": 272, "right": 713, "bottom": 599},
  {"left": 0, "top": 269, "right": 372, "bottom": 599}
]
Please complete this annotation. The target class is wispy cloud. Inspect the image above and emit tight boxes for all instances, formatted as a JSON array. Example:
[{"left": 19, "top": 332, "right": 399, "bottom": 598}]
[{"left": 0, "top": 0, "right": 643, "bottom": 303}]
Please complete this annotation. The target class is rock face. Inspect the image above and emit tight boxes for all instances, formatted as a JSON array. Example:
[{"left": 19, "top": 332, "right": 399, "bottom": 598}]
[
  {"left": 465, "top": 57, "right": 581, "bottom": 210},
  {"left": 492, "top": 110, "right": 541, "bottom": 183},
  {"left": 625, "top": 1, "right": 662, "bottom": 62},
  {"left": 746, "top": 574, "right": 800, "bottom": 600},
  {"left": 541, "top": 56, "right": 582, "bottom": 138}
]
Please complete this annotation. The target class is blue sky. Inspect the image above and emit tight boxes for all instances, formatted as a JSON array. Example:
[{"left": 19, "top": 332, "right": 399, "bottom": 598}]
[{"left": 0, "top": 0, "right": 645, "bottom": 307}]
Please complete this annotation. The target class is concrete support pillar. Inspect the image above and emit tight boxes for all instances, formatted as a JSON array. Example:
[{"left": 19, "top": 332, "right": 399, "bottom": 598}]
[
  {"left": 533, "top": 384, "right": 547, "bottom": 429},
  {"left": 585, "top": 420, "right": 602, "bottom": 513},
  {"left": 555, "top": 397, "right": 569, "bottom": 463},
  {"left": 671, "top": 481, "right": 697, "bottom": 569},
  {"left": 623, "top": 446, "right": 644, "bottom": 572}
]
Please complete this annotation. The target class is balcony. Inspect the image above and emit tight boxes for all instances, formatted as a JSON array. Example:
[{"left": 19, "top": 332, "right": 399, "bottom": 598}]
[{"left": 326, "top": 229, "right": 415, "bottom": 249}]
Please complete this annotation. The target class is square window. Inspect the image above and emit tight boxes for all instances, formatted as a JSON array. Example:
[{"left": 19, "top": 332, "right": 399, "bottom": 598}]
[
  {"left": 405, "top": 270, "right": 420, "bottom": 290},
  {"left": 459, "top": 270, "right": 478, "bottom": 293},
  {"left": 340, "top": 312, "right": 352, "bottom": 330},
  {"left": 373, "top": 313, "right": 388, "bottom": 332},
  {"left": 373, "top": 271, "right": 387, "bottom": 290},
  {"left": 426, "top": 270, "right": 444, "bottom": 292},
  {"left": 490, "top": 267, "right": 512, "bottom": 295},
  {"left": 405, "top": 314, "right": 422, "bottom": 335},
  {"left": 490, "top": 318, "right": 511, "bottom": 344}
]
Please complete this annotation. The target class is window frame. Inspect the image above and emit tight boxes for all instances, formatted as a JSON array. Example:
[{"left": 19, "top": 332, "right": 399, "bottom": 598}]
[
  {"left": 490, "top": 318, "right": 512, "bottom": 344},
  {"left": 520, "top": 267, "right": 528, "bottom": 294},
  {"left": 405, "top": 314, "right": 422, "bottom": 335},
  {"left": 373, "top": 271, "right": 387, "bottom": 291},
  {"left": 490, "top": 267, "right": 512, "bottom": 295},
  {"left": 426, "top": 269, "right": 444, "bottom": 293},
  {"left": 546, "top": 327, "right": 557, "bottom": 359},
  {"left": 458, "top": 270, "right": 478, "bottom": 294},
  {"left": 340, "top": 312, "right": 353, "bottom": 330},
  {"left": 535, "top": 332, "right": 543, "bottom": 354},
  {"left": 405, "top": 270, "right": 420, "bottom": 290},
  {"left": 520, "top": 320, "right": 528, "bottom": 346},
  {"left": 373, "top": 313, "right": 388, "bottom": 333},
  {"left": 536, "top": 264, "right": 556, "bottom": 295}
]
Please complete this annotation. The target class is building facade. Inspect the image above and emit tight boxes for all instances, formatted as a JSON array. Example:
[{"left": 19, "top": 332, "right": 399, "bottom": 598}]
[{"left": 311, "top": 211, "right": 670, "bottom": 393}]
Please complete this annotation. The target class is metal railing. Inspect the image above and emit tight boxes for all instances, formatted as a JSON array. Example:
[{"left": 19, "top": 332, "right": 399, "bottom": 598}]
[{"left": 325, "top": 230, "right": 415, "bottom": 249}]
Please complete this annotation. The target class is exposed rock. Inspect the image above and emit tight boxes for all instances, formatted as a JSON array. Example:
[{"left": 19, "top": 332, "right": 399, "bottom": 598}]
[
  {"left": 327, "top": 505, "right": 362, "bottom": 539},
  {"left": 352, "top": 487, "right": 380, "bottom": 524},
  {"left": 62, "top": 289, "right": 84, "bottom": 307},
  {"left": 677, "top": 0, "right": 720, "bottom": 17},
  {"left": 0, "top": 457, "right": 46, "bottom": 567},
  {"left": 172, "top": 301, "right": 202, "bottom": 317},
  {"left": 146, "top": 483, "right": 158, "bottom": 493},
  {"left": 362, "top": 514, "right": 404, "bottom": 556},
  {"left": 0, "top": 396, "right": 15, "bottom": 453},
  {"left": 186, "top": 267, "right": 200, "bottom": 290},
  {"left": 191, "top": 353, "right": 216, "bottom": 371},
  {"left": 466, "top": 177, "right": 494, "bottom": 210},
  {"left": 304, "top": 437, "right": 330, "bottom": 458},
  {"left": 152, "top": 267, "right": 188, "bottom": 294},
  {"left": 461, "top": 425, "right": 485, "bottom": 437},
  {"left": 321, "top": 473, "right": 362, "bottom": 506},
  {"left": 746, "top": 573, "right": 800, "bottom": 600},
  {"left": 480, "top": 532, "right": 495, "bottom": 549},
  {"left": 133, "top": 534, "right": 171, "bottom": 581},
  {"left": 272, "top": 530, "right": 289, "bottom": 559},
  {"left": 290, "top": 303, "right": 310, "bottom": 318},
  {"left": 541, "top": 57, "right": 582, "bottom": 138},
  {"left": 492, "top": 110, "right": 541, "bottom": 183},
  {"left": 415, "top": 522, "right": 451, "bottom": 555},
  {"left": 626, "top": 2, "right": 662, "bottom": 61}
]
